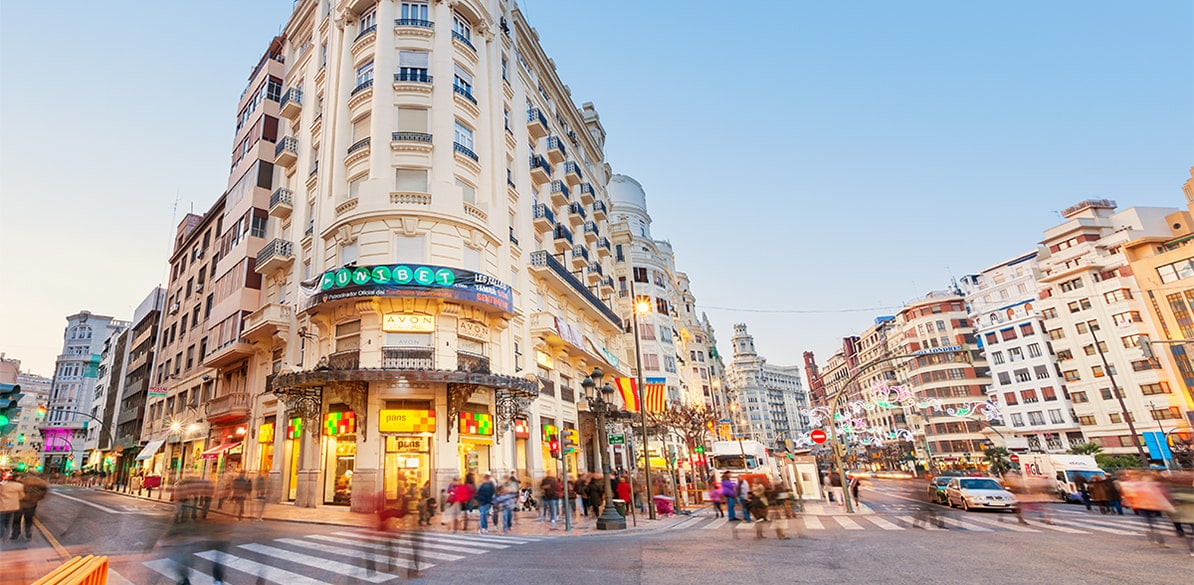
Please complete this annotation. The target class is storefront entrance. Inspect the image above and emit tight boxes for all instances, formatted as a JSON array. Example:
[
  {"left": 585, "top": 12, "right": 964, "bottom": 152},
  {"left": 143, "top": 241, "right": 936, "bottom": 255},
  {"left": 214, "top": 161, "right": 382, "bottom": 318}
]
[
  {"left": 323, "top": 408, "right": 357, "bottom": 506},
  {"left": 384, "top": 435, "right": 430, "bottom": 511}
]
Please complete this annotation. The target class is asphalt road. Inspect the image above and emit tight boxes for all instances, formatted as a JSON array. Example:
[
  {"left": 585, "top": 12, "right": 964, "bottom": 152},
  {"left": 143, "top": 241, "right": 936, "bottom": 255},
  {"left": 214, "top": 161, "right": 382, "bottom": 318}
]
[{"left": 5, "top": 481, "right": 1190, "bottom": 585}]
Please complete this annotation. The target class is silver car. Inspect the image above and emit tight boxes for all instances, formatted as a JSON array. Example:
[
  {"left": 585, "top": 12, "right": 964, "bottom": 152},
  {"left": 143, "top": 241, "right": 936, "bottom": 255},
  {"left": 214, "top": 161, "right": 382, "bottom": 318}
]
[{"left": 945, "top": 477, "right": 1019, "bottom": 512}]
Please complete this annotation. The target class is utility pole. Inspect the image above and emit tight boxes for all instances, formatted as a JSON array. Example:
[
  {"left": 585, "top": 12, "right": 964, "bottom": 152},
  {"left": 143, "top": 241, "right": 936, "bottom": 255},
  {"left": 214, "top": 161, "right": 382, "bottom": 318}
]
[{"left": 1089, "top": 324, "right": 1148, "bottom": 463}]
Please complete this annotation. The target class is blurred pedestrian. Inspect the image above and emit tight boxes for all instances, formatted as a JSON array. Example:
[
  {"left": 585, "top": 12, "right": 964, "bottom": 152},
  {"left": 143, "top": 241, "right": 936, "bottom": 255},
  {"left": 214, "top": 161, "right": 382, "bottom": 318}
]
[
  {"left": 1161, "top": 471, "right": 1193, "bottom": 555},
  {"left": 495, "top": 473, "right": 519, "bottom": 533},
  {"left": 254, "top": 472, "right": 268, "bottom": 521},
  {"left": 1, "top": 472, "right": 26, "bottom": 539},
  {"left": 850, "top": 475, "right": 862, "bottom": 503},
  {"left": 738, "top": 475, "right": 752, "bottom": 522},
  {"left": 231, "top": 471, "right": 252, "bottom": 521},
  {"left": 586, "top": 473, "right": 606, "bottom": 517},
  {"left": 10, "top": 472, "right": 47, "bottom": 541},
  {"left": 745, "top": 483, "right": 771, "bottom": 540},
  {"left": 475, "top": 472, "right": 496, "bottom": 534},
  {"left": 539, "top": 475, "right": 561, "bottom": 529},
  {"left": 1015, "top": 476, "right": 1054, "bottom": 526},
  {"left": 721, "top": 472, "right": 740, "bottom": 521},
  {"left": 576, "top": 475, "right": 590, "bottom": 517},
  {"left": 616, "top": 472, "right": 633, "bottom": 515},
  {"left": 1119, "top": 470, "right": 1175, "bottom": 547}
]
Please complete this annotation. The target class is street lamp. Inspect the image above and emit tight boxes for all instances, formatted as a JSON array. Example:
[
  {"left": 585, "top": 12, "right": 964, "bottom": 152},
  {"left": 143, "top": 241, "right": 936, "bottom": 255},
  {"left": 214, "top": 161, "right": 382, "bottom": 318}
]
[
  {"left": 628, "top": 279, "right": 656, "bottom": 519},
  {"left": 582, "top": 368, "right": 627, "bottom": 530}
]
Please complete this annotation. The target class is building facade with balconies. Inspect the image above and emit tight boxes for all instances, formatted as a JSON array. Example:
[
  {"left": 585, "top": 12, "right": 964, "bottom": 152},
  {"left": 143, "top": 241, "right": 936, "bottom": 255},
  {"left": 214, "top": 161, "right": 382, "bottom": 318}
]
[
  {"left": 40, "top": 311, "right": 126, "bottom": 472},
  {"left": 240, "top": 0, "right": 627, "bottom": 511},
  {"left": 82, "top": 326, "right": 130, "bottom": 470},
  {"left": 1035, "top": 200, "right": 1187, "bottom": 459},
  {"left": 111, "top": 287, "right": 164, "bottom": 485},
  {"left": 725, "top": 324, "right": 807, "bottom": 450},
  {"left": 962, "top": 252, "right": 1083, "bottom": 453}
]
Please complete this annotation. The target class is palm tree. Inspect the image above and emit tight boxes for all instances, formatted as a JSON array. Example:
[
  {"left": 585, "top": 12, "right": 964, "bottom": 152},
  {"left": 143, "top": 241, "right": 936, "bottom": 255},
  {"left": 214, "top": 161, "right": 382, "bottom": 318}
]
[
  {"left": 984, "top": 447, "right": 1013, "bottom": 475},
  {"left": 1067, "top": 442, "right": 1103, "bottom": 456}
]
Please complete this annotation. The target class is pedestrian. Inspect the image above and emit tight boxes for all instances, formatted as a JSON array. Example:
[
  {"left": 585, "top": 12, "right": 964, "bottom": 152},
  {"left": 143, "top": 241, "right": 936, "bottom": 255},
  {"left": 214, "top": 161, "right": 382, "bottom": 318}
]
[
  {"left": 1075, "top": 474, "right": 1092, "bottom": 511},
  {"left": 9, "top": 472, "right": 45, "bottom": 541},
  {"left": 586, "top": 474, "right": 606, "bottom": 517},
  {"left": 539, "top": 474, "right": 561, "bottom": 529},
  {"left": 721, "top": 472, "right": 740, "bottom": 521},
  {"left": 1, "top": 471, "right": 26, "bottom": 539},
  {"left": 708, "top": 480, "right": 724, "bottom": 518},
  {"left": 231, "top": 471, "right": 252, "bottom": 521},
  {"left": 828, "top": 471, "right": 844, "bottom": 506},
  {"left": 616, "top": 472, "right": 633, "bottom": 515},
  {"left": 850, "top": 475, "right": 862, "bottom": 503},
  {"left": 254, "top": 472, "right": 268, "bottom": 521},
  {"left": 445, "top": 477, "right": 464, "bottom": 532},
  {"left": 738, "top": 475, "right": 752, "bottom": 522},
  {"left": 1119, "top": 470, "right": 1175, "bottom": 547},
  {"left": 745, "top": 484, "right": 771, "bottom": 540},
  {"left": 576, "top": 475, "right": 590, "bottom": 517},
  {"left": 459, "top": 473, "right": 477, "bottom": 531},
  {"left": 475, "top": 472, "right": 496, "bottom": 534}
]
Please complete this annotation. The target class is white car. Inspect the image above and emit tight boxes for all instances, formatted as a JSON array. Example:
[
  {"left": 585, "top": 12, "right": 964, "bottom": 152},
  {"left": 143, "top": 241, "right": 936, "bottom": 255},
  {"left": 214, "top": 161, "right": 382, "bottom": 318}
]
[{"left": 945, "top": 477, "right": 1019, "bottom": 512}]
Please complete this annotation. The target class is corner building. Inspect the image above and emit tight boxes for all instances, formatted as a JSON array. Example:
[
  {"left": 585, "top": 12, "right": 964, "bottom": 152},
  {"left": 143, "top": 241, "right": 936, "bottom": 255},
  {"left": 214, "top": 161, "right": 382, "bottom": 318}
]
[{"left": 250, "top": 0, "right": 626, "bottom": 511}]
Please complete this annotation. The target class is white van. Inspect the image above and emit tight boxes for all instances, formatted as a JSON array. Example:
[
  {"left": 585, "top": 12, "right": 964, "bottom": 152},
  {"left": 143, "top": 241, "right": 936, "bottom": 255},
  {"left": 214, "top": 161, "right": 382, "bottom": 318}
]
[{"left": 1019, "top": 454, "right": 1107, "bottom": 502}]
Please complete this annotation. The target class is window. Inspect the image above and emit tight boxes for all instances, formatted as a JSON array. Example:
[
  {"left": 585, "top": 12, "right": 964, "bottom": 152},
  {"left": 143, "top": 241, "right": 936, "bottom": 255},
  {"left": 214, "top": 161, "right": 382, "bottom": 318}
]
[
  {"left": 1021, "top": 389, "right": 1039, "bottom": 403},
  {"left": 1010, "top": 413, "right": 1024, "bottom": 427},
  {"left": 358, "top": 6, "right": 376, "bottom": 32},
  {"left": 985, "top": 332, "right": 998, "bottom": 345},
  {"left": 997, "top": 372, "right": 1011, "bottom": 385},
  {"left": 1121, "top": 334, "right": 1140, "bottom": 348},
  {"left": 1092, "top": 365, "right": 1106, "bottom": 378},
  {"left": 501, "top": 56, "right": 509, "bottom": 81},
  {"left": 1027, "top": 411, "right": 1045, "bottom": 425},
  {"left": 340, "top": 240, "right": 358, "bottom": 266},
  {"left": 1156, "top": 258, "right": 1194, "bottom": 283},
  {"left": 395, "top": 168, "right": 428, "bottom": 192},
  {"left": 1027, "top": 343, "right": 1042, "bottom": 358},
  {"left": 991, "top": 351, "right": 1005, "bottom": 365},
  {"left": 1048, "top": 328, "right": 1065, "bottom": 340},
  {"left": 1001, "top": 328, "right": 1018, "bottom": 341},
  {"left": 348, "top": 174, "right": 365, "bottom": 200},
  {"left": 1070, "top": 391, "right": 1088, "bottom": 403},
  {"left": 1131, "top": 358, "right": 1161, "bottom": 371},
  {"left": 1015, "top": 369, "right": 1032, "bottom": 383},
  {"left": 1112, "top": 311, "right": 1142, "bottom": 326},
  {"left": 398, "top": 51, "right": 430, "bottom": 81},
  {"left": 453, "top": 12, "right": 472, "bottom": 42},
  {"left": 1151, "top": 407, "right": 1181, "bottom": 420},
  {"left": 1004, "top": 392, "right": 1018, "bottom": 405},
  {"left": 663, "top": 356, "right": 677, "bottom": 373},
  {"left": 335, "top": 320, "right": 361, "bottom": 351},
  {"left": 1019, "top": 323, "right": 1035, "bottom": 336},
  {"left": 643, "top": 353, "right": 660, "bottom": 371},
  {"left": 1063, "top": 370, "right": 1080, "bottom": 382},
  {"left": 655, "top": 297, "right": 670, "bottom": 315},
  {"left": 1047, "top": 409, "right": 1065, "bottom": 424},
  {"left": 1099, "top": 387, "right": 1124, "bottom": 400},
  {"left": 401, "top": 1, "right": 429, "bottom": 22},
  {"left": 454, "top": 120, "right": 474, "bottom": 150},
  {"left": 1104, "top": 289, "right": 1133, "bottom": 303},
  {"left": 1109, "top": 412, "right": 1122, "bottom": 424},
  {"left": 639, "top": 324, "right": 656, "bottom": 340},
  {"left": 453, "top": 63, "right": 474, "bottom": 97},
  {"left": 355, "top": 60, "right": 374, "bottom": 88},
  {"left": 1140, "top": 382, "right": 1171, "bottom": 395},
  {"left": 1042, "top": 308, "right": 1058, "bottom": 319},
  {"left": 1056, "top": 349, "right": 1073, "bottom": 361},
  {"left": 396, "top": 235, "right": 425, "bottom": 262},
  {"left": 1008, "top": 347, "right": 1024, "bottom": 361},
  {"left": 1059, "top": 278, "right": 1083, "bottom": 292},
  {"left": 633, "top": 267, "right": 648, "bottom": 283},
  {"left": 1040, "top": 386, "right": 1057, "bottom": 401},
  {"left": 455, "top": 178, "right": 476, "bottom": 204},
  {"left": 1077, "top": 415, "right": 1096, "bottom": 426},
  {"left": 250, "top": 214, "right": 267, "bottom": 238},
  {"left": 1034, "top": 365, "right": 1050, "bottom": 380},
  {"left": 1083, "top": 344, "right": 1096, "bottom": 356},
  {"left": 1075, "top": 322, "right": 1089, "bottom": 334},
  {"left": 1067, "top": 301, "right": 1081, "bottom": 313}
]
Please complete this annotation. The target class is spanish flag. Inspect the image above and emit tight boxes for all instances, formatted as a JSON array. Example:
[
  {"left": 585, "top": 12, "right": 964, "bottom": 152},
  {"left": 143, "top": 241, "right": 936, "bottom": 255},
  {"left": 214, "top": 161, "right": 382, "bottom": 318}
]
[{"left": 616, "top": 377, "right": 640, "bottom": 413}]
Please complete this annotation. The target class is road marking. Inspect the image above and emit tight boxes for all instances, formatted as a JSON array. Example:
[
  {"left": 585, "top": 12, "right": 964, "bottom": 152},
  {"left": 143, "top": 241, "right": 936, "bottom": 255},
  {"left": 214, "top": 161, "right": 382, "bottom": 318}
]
[
  {"left": 106, "top": 568, "right": 135, "bottom": 585},
  {"left": 1019, "top": 519, "right": 1088, "bottom": 534},
  {"left": 672, "top": 516, "right": 705, "bottom": 530},
  {"left": 702, "top": 518, "right": 728, "bottom": 530},
  {"left": 195, "top": 550, "right": 333, "bottom": 585},
  {"left": 338, "top": 530, "right": 506, "bottom": 553},
  {"left": 240, "top": 543, "right": 396, "bottom": 582},
  {"left": 831, "top": 516, "right": 865, "bottom": 530},
  {"left": 803, "top": 516, "right": 825, "bottom": 530},
  {"left": 33, "top": 517, "right": 70, "bottom": 559},
  {"left": 50, "top": 492, "right": 163, "bottom": 515},
  {"left": 402, "top": 532, "right": 515, "bottom": 549},
  {"left": 1047, "top": 518, "right": 1141, "bottom": 536},
  {"left": 862, "top": 516, "right": 905, "bottom": 530},
  {"left": 963, "top": 515, "right": 1038, "bottom": 532},
  {"left": 307, "top": 534, "right": 467, "bottom": 561},
  {"left": 144, "top": 559, "right": 218, "bottom": 585},
  {"left": 938, "top": 517, "right": 993, "bottom": 532},
  {"left": 276, "top": 538, "right": 430, "bottom": 573},
  {"left": 895, "top": 515, "right": 944, "bottom": 530},
  {"left": 467, "top": 532, "right": 543, "bottom": 543}
]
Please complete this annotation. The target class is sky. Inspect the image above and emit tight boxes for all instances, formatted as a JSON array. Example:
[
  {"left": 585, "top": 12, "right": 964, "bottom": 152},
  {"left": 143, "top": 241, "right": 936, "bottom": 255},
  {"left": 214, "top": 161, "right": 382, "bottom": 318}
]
[{"left": 1, "top": 1, "right": 1191, "bottom": 378}]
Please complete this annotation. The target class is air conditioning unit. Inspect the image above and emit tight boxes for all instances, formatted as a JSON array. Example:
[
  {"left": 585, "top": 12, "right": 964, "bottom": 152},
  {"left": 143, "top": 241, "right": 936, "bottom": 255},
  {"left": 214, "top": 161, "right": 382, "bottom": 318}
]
[
  {"left": 169, "top": 302, "right": 180, "bottom": 315},
  {"left": 195, "top": 283, "right": 204, "bottom": 293},
  {"left": 196, "top": 249, "right": 204, "bottom": 259}
]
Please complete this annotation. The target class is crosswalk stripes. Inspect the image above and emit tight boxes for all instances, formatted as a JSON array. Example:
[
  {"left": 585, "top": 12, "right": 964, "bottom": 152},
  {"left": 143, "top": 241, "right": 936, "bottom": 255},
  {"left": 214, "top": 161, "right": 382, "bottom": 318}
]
[
  {"left": 833, "top": 516, "right": 865, "bottom": 530},
  {"left": 895, "top": 515, "right": 944, "bottom": 530},
  {"left": 672, "top": 516, "right": 706, "bottom": 530},
  {"left": 668, "top": 511, "right": 1168, "bottom": 537},
  {"left": 1046, "top": 517, "right": 1140, "bottom": 536},
  {"left": 861, "top": 515, "right": 904, "bottom": 531},
  {"left": 702, "top": 518, "right": 728, "bottom": 530},
  {"left": 143, "top": 528, "right": 550, "bottom": 584},
  {"left": 803, "top": 516, "right": 825, "bottom": 530},
  {"left": 1018, "top": 519, "right": 1088, "bottom": 534},
  {"left": 960, "top": 515, "right": 1037, "bottom": 532},
  {"left": 937, "top": 516, "right": 993, "bottom": 532}
]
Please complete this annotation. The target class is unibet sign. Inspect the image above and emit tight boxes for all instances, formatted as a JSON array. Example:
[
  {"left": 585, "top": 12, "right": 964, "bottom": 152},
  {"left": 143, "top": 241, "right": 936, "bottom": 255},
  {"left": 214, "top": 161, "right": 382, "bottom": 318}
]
[{"left": 312, "top": 263, "right": 513, "bottom": 313}]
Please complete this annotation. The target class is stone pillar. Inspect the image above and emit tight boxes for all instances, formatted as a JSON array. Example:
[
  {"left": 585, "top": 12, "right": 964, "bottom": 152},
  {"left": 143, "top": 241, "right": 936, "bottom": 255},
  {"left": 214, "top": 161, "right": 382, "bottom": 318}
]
[{"left": 295, "top": 420, "right": 322, "bottom": 508}]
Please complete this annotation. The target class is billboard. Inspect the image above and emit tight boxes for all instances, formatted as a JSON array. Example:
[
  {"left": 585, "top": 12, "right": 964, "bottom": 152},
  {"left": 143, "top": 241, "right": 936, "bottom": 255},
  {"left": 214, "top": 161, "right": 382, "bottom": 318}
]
[{"left": 307, "top": 264, "right": 513, "bottom": 313}]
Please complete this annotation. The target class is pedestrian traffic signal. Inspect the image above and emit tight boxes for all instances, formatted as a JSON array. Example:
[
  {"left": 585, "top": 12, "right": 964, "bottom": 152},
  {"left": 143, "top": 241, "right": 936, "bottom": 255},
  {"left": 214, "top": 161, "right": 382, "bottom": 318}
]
[
  {"left": 36, "top": 404, "right": 46, "bottom": 419},
  {"left": 549, "top": 438, "right": 560, "bottom": 459}
]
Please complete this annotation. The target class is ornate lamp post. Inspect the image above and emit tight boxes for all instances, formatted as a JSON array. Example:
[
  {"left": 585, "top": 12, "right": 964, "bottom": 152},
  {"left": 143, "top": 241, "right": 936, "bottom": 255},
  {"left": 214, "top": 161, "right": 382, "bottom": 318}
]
[{"left": 582, "top": 367, "right": 627, "bottom": 530}]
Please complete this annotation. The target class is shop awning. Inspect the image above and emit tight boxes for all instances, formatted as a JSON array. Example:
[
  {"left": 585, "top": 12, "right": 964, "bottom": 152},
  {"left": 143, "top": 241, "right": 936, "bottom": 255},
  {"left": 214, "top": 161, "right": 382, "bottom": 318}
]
[
  {"left": 135, "top": 439, "right": 166, "bottom": 461},
  {"left": 199, "top": 441, "right": 242, "bottom": 460}
]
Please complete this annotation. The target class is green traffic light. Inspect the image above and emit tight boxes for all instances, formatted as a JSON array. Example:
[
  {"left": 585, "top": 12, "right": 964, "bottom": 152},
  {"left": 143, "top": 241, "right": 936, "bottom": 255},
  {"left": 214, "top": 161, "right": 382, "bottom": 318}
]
[
  {"left": 0, "top": 414, "right": 8, "bottom": 426},
  {"left": 16, "top": 462, "right": 26, "bottom": 472}
]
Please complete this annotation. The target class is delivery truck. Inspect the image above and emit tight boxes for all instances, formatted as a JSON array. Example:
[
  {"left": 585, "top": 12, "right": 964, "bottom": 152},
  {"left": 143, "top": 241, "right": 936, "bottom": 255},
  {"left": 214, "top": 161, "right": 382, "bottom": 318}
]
[{"left": 1018, "top": 453, "right": 1107, "bottom": 503}]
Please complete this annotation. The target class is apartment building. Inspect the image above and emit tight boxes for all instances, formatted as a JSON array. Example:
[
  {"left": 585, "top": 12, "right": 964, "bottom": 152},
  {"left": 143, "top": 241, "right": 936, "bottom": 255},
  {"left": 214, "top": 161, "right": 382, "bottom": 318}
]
[
  {"left": 1036, "top": 199, "right": 1186, "bottom": 459},
  {"left": 82, "top": 327, "right": 129, "bottom": 468},
  {"left": 111, "top": 287, "right": 164, "bottom": 484},
  {"left": 41, "top": 311, "right": 128, "bottom": 471},
  {"left": 962, "top": 252, "right": 1084, "bottom": 453},
  {"left": 726, "top": 324, "right": 807, "bottom": 448},
  {"left": 891, "top": 291, "right": 992, "bottom": 469},
  {"left": 243, "top": 0, "right": 627, "bottom": 510},
  {"left": 0, "top": 356, "right": 51, "bottom": 470}
]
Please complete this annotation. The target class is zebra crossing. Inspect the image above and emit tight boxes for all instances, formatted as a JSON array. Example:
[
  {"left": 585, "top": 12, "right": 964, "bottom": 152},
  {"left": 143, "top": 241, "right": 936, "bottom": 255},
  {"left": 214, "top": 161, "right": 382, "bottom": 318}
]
[
  {"left": 667, "top": 511, "right": 1162, "bottom": 537},
  {"left": 142, "top": 528, "right": 549, "bottom": 584}
]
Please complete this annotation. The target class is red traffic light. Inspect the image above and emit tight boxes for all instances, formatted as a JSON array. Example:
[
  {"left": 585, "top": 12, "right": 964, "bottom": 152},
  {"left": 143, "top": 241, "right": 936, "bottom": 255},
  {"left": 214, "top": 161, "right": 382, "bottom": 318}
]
[{"left": 549, "top": 438, "right": 560, "bottom": 459}]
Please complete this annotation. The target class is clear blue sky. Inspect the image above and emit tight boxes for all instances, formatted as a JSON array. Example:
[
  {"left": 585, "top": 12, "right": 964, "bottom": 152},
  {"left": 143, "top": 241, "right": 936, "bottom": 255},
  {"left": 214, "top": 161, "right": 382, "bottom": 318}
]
[{"left": 2, "top": 1, "right": 1191, "bottom": 377}]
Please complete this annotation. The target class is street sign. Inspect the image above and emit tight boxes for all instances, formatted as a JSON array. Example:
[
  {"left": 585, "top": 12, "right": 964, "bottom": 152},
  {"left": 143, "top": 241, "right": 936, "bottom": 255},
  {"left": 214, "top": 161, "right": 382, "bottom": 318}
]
[
  {"left": 810, "top": 429, "right": 828, "bottom": 444},
  {"left": 608, "top": 434, "right": 624, "bottom": 445},
  {"left": 1009, "top": 454, "right": 1020, "bottom": 463}
]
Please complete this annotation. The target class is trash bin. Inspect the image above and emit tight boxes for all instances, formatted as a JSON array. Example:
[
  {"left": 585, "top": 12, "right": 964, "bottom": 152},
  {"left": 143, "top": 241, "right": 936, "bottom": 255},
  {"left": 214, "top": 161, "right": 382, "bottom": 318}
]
[{"left": 613, "top": 499, "right": 627, "bottom": 517}]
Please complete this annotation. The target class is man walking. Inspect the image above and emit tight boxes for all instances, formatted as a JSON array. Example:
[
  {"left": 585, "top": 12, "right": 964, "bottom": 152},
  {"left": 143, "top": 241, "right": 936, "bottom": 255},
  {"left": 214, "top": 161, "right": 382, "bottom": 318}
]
[
  {"left": 540, "top": 475, "right": 561, "bottom": 529},
  {"left": 475, "top": 472, "right": 496, "bottom": 534},
  {"left": 231, "top": 471, "right": 252, "bottom": 521},
  {"left": 721, "top": 472, "right": 740, "bottom": 521},
  {"left": 11, "top": 473, "right": 46, "bottom": 540},
  {"left": 1, "top": 471, "right": 26, "bottom": 539}
]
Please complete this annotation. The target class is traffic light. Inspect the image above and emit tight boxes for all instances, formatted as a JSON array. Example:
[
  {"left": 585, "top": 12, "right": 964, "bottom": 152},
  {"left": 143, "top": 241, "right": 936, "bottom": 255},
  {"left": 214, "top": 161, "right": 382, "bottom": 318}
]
[
  {"left": 562, "top": 429, "right": 579, "bottom": 455},
  {"left": 36, "top": 404, "right": 46, "bottom": 420},
  {"left": 549, "top": 437, "right": 560, "bottom": 459},
  {"left": 0, "top": 384, "right": 22, "bottom": 435},
  {"left": 16, "top": 462, "right": 27, "bottom": 472}
]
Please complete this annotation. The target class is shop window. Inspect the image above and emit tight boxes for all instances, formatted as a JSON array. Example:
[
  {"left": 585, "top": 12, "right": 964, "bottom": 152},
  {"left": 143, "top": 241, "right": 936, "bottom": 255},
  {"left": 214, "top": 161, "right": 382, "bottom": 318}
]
[{"left": 324, "top": 405, "right": 356, "bottom": 506}]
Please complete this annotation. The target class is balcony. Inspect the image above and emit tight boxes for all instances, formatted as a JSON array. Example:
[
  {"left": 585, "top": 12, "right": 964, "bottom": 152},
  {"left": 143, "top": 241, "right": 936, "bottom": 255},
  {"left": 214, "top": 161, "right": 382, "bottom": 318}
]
[
  {"left": 550, "top": 180, "right": 570, "bottom": 208},
  {"left": 256, "top": 238, "right": 295, "bottom": 274},
  {"left": 456, "top": 351, "right": 491, "bottom": 374},
  {"left": 275, "top": 137, "right": 298, "bottom": 167},
  {"left": 563, "top": 161, "right": 582, "bottom": 186},
  {"left": 533, "top": 203, "right": 555, "bottom": 233},
  {"left": 599, "top": 276, "right": 615, "bottom": 296},
  {"left": 453, "top": 84, "right": 477, "bottom": 105},
  {"left": 394, "top": 18, "right": 435, "bottom": 38},
  {"left": 545, "top": 136, "right": 566, "bottom": 164},
  {"left": 559, "top": 386, "right": 575, "bottom": 403},
  {"left": 327, "top": 349, "right": 360, "bottom": 370},
  {"left": 578, "top": 183, "right": 595, "bottom": 205},
  {"left": 586, "top": 262, "right": 603, "bottom": 285},
  {"left": 553, "top": 223, "right": 573, "bottom": 254},
  {"left": 346, "top": 136, "right": 371, "bottom": 166},
  {"left": 567, "top": 201, "right": 587, "bottom": 228},
  {"left": 205, "top": 392, "right": 251, "bottom": 424},
  {"left": 452, "top": 30, "right": 476, "bottom": 53},
  {"left": 454, "top": 142, "right": 479, "bottom": 172},
  {"left": 527, "top": 108, "right": 548, "bottom": 140},
  {"left": 529, "top": 250, "right": 622, "bottom": 326},
  {"left": 242, "top": 302, "right": 293, "bottom": 343},
  {"left": 529, "top": 154, "right": 551, "bottom": 186},
  {"left": 395, "top": 18, "right": 434, "bottom": 30},
  {"left": 571, "top": 244, "right": 590, "bottom": 270},
  {"left": 353, "top": 24, "right": 377, "bottom": 54},
  {"left": 591, "top": 199, "right": 607, "bottom": 220},
  {"left": 394, "top": 71, "right": 434, "bottom": 93},
  {"left": 382, "top": 346, "right": 434, "bottom": 369},
  {"left": 203, "top": 338, "right": 253, "bottom": 368},
  {"left": 597, "top": 237, "right": 612, "bottom": 258},
  {"left": 269, "top": 188, "right": 293, "bottom": 219},
  {"left": 391, "top": 131, "right": 433, "bottom": 153},
  {"left": 583, "top": 220, "right": 599, "bottom": 243},
  {"left": 279, "top": 88, "right": 302, "bottom": 120}
]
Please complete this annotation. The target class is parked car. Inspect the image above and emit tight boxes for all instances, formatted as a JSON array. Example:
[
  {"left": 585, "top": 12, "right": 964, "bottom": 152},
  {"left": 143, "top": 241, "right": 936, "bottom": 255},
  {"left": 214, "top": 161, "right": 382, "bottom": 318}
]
[
  {"left": 927, "top": 476, "right": 952, "bottom": 504},
  {"left": 945, "top": 477, "right": 1019, "bottom": 512}
]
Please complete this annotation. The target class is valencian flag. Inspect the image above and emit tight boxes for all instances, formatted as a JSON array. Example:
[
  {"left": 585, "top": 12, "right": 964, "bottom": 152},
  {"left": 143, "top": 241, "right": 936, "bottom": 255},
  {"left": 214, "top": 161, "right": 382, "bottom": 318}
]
[
  {"left": 615, "top": 377, "right": 641, "bottom": 413},
  {"left": 643, "top": 378, "right": 667, "bottom": 413}
]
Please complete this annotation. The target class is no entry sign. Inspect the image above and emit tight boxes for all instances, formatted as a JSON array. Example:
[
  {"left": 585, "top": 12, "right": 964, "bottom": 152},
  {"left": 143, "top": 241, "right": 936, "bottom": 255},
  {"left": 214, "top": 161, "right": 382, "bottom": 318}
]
[
  {"left": 810, "top": 429, "right": 828, "bottom": 444},
  {"left": 1009, "top": 454, "right": 1020, "bottom": 463}
]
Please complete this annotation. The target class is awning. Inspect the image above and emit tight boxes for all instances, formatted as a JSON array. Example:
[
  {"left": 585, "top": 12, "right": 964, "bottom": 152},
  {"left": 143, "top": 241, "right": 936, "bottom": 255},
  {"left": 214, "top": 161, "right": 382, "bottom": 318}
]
[
  {"left": 199, "top": 441, "right": 243, "bottom": 460},
  {"left": 135, "top": 439, "right": 166, "bottom": 461}
]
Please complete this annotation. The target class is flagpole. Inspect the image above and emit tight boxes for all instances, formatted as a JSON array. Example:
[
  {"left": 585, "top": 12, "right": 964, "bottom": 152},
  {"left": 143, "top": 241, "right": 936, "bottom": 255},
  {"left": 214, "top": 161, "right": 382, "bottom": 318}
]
[{"left": 630, "top": 279, "right": 656, "bottom": 519}]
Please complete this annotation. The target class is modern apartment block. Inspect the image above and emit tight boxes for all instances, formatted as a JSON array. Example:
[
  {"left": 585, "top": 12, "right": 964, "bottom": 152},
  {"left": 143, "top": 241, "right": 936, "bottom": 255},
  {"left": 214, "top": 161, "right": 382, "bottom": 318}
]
[
  {"left": 726, "top": 324, "right": 808, "bottom": 449},
  {"left": 82, "top": 327, "right": 129, "bottom": 465},
  {"left": 961, "top": 252, "right": 1084, "bottom": 453},
  {"left": 112, "top": 287, "right": 164, "bottom": 484},
  {"left": 41, "top": 311, "right": 128, "bottom": 471},
  {"left": 891, "top": 291, "right": 992, "bottom": 468},
  {"left": 1036, "top": 199, "right": 1187, "bottom": 458},
  {"left": 1123, "top": 167, "right": 1194, "bottom": 439},
  {"left": 240, "top": 0, "right": 628, "bottom": 510}
]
